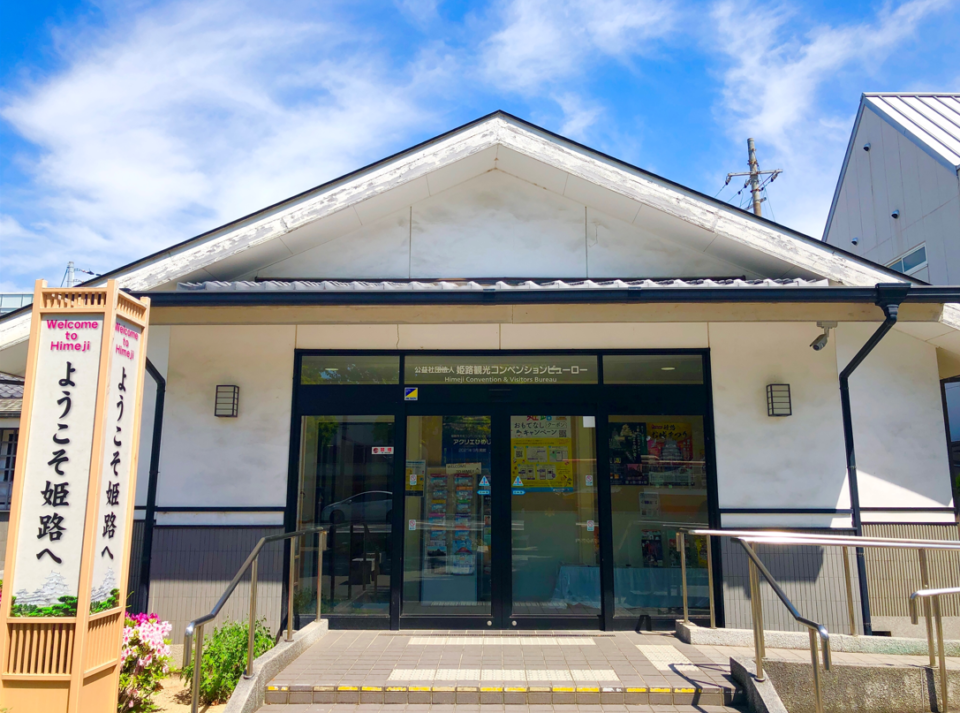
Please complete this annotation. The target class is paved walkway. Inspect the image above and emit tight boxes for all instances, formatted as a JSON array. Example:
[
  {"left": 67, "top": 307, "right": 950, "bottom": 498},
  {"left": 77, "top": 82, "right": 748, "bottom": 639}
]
[{"left": 263, "top": 631, "right": 743, "bottom": 709}]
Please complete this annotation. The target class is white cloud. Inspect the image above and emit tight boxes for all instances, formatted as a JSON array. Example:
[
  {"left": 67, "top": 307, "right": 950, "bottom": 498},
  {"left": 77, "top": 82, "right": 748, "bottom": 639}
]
[
  {"left": 482, "top": 0, "right": 675, "bottom": 92},
  {"left": 710, "top": 0, "right": 950, "bottom": 236},
  {"left": 1, "top": 0, "right": 445, "bottom": 286},
  {"left": 553, "top": 93, "right": 603, "bottom": 140}
]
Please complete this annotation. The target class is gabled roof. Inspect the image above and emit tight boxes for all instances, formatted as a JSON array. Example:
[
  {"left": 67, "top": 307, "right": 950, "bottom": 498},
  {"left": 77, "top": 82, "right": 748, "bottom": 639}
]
[
  {"left": 864, "top": 93, "right": 960, "bottom": 171},
  {"left": 0, "top": 110, "right": 939, "bottom": 357}
]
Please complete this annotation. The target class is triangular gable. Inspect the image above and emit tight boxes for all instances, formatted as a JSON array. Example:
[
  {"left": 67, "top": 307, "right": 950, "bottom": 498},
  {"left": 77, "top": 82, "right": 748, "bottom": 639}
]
[{"left": 4, "top": 110, "right": 951, "bottom": 356}]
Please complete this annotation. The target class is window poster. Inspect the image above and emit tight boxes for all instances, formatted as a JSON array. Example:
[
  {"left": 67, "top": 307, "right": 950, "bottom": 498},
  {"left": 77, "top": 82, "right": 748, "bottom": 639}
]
[
  {"left": 11, "top": 315, "right": 104, "bottom": 616},
  {"left": 609, "top": 422, "right": 647, "bottom": 485},
  {"left": 510, "top": 416, "right": 574, "bottom": 492},
  {"left": 405, "top": 459, "right": 426, "bottom": 493},
  {"left": 441, "top": 416, "right": 491, "bottom": 471}
]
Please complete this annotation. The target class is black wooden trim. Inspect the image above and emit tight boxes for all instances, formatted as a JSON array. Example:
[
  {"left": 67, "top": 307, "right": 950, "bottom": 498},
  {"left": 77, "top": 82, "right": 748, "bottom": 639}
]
[
  {"left": 132, "top": 283, "right": 960, "bottom": 308},
  {"left": 137, "top": 358, "right": 166, "bottom": 614},
  {"left": 719, "top": 508, "right": 852, "bottom": 515},
  {"left": 860, "top": 507, "right": 956, "bottom": 513},
  {"left": 152, "top": 506, "right": 287, "bottom": 512},
  {"left": 862, "top": 521, "right": 958, "bottom": 526}
]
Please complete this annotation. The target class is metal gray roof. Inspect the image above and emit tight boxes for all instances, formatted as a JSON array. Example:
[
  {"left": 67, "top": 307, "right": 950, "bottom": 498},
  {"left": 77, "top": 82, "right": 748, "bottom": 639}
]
[
  {"left": 179, "top": 278, "right": 828, "bottom": 292},
  {"left": 864, "top": 93, "right": 960, "bottom": 170}
]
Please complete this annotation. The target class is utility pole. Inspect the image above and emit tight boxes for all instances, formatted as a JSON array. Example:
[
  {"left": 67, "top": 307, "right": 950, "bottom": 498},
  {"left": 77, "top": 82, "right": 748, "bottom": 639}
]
[
  {"left": 66, "top": 261, "right": 75, "bottom": 287},
  {"left": 725, "top": 138, "right": 782, "bottom": 217}
]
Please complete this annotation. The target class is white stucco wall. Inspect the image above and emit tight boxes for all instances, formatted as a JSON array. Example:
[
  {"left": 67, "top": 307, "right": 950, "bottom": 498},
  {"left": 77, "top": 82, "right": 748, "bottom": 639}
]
[
  {"left": 157, "top": 324, "right": 295, "bottom": 524},
  {"left": 836, "top": 323, "right": 954, "bottom": 522},
  {"left": 134, "top": 325, "right": 169, "bottom": 513},
  {"left": 149, "top": 319, "right": 953, "bottom": 528},
  {"left": 258, "top": 170, "right": 763, "bottom": 281},
  {"left": 709, "top": 322, "right": 852, "bottom": 528}
]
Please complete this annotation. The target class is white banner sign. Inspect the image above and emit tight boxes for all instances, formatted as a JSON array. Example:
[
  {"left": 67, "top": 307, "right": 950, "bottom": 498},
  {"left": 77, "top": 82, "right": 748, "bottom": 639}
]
[
  {"left": 90, "top": 318, "right": 143, "bottom": 610},
  {"left": 12, "top": 316, "right": 103, "bottom": 613}
]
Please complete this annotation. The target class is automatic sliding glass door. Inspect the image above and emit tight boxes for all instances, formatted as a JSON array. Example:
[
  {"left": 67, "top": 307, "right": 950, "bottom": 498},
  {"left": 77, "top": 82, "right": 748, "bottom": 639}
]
[
  {"left": 403, "top": 414, "right": 494, "bottom": 618},
  {"left": 508, "top": 411, "right": 600, "bottom": 623}
]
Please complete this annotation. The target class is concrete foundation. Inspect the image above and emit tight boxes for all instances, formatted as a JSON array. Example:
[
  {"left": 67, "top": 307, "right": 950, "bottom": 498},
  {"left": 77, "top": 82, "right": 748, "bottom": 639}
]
[
  {"left": 763, "top": 657, "right": 959, "bottom": 713},
  {"left": 677, "top": 621, "right": 960, "bottom": 656}
]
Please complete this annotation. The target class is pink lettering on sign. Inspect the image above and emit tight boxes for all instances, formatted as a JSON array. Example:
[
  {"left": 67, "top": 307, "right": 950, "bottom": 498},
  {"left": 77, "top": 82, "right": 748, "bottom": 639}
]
[
  {"left": 114, "top": 323, "right": 140, "bottom": 340},
  {"left": 50, "top": 341, "right": 92, "bottom": 352},
  {"left": 46, "top": 320, "right": 100, "bottom": 330}
]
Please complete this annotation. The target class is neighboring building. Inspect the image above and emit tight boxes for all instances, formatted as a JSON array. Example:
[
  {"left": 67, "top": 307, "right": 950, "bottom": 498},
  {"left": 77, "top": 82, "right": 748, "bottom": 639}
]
[
  {"left": 0, "top": 295, "right": 32, "bottom": 316},
  {"left": 0, "top": 372, "right": 23, "bottom": 571},
  {"left": 2, "top": 112, "right": 960, "bottom": 641},
  {"left": 822, "top": 92, "right": 960, "bottom": 282}
]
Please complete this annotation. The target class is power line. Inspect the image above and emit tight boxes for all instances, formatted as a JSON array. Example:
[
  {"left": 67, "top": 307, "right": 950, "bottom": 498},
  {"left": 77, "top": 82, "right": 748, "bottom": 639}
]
[{"left": 723, "top": 138, "right": 782, "bottom": 217}]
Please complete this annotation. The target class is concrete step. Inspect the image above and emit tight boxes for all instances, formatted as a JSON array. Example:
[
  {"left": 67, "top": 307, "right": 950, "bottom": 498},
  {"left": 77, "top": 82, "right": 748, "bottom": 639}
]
[{"left": 263, "top": 682, "right": 737, "bottom": 707}]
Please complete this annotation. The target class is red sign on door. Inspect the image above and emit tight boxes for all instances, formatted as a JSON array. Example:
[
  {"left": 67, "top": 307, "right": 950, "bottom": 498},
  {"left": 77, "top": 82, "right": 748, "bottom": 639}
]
[{"left": 372, "top": 446, "right": 394, "bottom": 455}]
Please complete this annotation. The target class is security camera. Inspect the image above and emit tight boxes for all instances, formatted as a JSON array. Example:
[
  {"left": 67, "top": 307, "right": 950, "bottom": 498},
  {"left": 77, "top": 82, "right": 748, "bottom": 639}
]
[
  {"left": 810, "top": 321, "right": 838, "bottom": 351},
  {"left": 863, "top": 142, "right": 871, "bottom": 151},
  {"left": 851, "top": 237, "right": 859, "bottom": 245},
  {"left": 892, "top": 209, "right": 900, "bottom": 219}
]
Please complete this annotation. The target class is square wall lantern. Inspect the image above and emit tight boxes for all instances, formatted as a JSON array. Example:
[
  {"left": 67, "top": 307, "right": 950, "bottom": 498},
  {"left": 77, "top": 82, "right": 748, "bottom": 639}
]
[
  {"left": 766, "top": 384, "right": 792, "bottom": 417},
  {"left": 215, "top": 385, "right": 239, "bottom": 417}
]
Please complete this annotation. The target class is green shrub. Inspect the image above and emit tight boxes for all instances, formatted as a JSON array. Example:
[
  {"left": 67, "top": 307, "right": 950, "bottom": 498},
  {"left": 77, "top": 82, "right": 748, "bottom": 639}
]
[
  {"left": 91, "top": 588, "right": 120, "bottom": 614},
  {"left": 10, "top": 595, "right": 78, "bottom": 617},
  {"left": 182, "top": 619, "right": 274, "bottom": 704}
]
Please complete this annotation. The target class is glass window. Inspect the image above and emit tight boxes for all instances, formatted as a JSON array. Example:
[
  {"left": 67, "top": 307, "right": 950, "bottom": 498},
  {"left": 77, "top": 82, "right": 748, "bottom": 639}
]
[
  {"left": 301, "top": 355, "right": 399, "bottom": 385},
  {"left": 608, "top": 415, "right": 709, "bottom": 620},
  {"left": 296, "top": 415, "right": 394, "bottom": 619},
  {"left": 604, "top": 355, "right": 703, "bottom": 384},
  {"left": 0, "top": 428, "right": 17, "bottom": 511},
  {"left": 404, "top": 416, "right": 493, "bottom": 616},
  {"left": 902, "top": 246, "right": 927, "bottom": 273},
  {"left": 405, "top": 355, "right": 597, "bottom": 385},
  {"left": 511, "top": 415, "right": 599, "bottom": 617}
]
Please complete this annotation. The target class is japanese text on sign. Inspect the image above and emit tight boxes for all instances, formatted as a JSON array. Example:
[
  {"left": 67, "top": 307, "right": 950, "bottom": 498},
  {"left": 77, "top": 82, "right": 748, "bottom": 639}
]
[{"left": 12, "top": 316, "right": 103, "bottom": 615}]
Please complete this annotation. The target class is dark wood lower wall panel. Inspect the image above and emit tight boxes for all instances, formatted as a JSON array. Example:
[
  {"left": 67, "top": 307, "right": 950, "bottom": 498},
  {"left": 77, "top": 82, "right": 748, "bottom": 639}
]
[
  {"left": 126, "top": 520, "right": 145, "bottom": 611},
  {"left": 147, "top": 526, "right": 284, "bottom": 644},
  {"left": 862, "top": 523, "right": 960, "bottom": 618},
  {"left": 720, "top": 529, "right": 864, "bottom": 635}
]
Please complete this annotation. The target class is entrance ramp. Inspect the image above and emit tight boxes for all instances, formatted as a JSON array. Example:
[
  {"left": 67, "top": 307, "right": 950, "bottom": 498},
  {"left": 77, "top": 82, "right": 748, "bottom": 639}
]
[{"left": 260, "top": 630, "right": 743, "bottom": 709}]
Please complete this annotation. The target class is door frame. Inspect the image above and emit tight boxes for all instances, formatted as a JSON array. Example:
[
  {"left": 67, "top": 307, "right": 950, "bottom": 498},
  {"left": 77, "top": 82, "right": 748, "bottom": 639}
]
[{"left": 286, "top": 349, "right": 723, "bottom": 631}]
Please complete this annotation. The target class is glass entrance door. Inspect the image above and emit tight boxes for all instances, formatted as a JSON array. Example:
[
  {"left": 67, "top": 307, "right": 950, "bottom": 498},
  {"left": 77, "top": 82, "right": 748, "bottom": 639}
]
[
  {"left": 403, "top": 414, "right": 495, "bottom": 620},
  {"left": 400, "top": 408, "right": 600, "bottom": 627},
  {"left": 508, "top": 412, "right": 600, "bottom": 624}
]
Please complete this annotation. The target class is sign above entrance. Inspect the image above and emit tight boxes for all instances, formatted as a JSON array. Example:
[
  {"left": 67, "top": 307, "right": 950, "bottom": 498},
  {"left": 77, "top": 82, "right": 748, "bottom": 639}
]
[{"left": 405, "top": 355, "right": 597, "bottom": 385}]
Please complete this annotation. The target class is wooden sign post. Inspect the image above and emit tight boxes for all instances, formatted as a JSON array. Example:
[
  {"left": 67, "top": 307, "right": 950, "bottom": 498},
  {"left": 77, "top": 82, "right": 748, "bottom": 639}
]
[{"left": 0, "top": 280, "right": 150, "bottom": 712}]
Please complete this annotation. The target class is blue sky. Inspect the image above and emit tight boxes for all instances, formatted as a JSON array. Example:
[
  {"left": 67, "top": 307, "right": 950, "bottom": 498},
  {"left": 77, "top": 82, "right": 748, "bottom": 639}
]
[{"left": 1, "top": 0, "right": 958, "bottom": 291}]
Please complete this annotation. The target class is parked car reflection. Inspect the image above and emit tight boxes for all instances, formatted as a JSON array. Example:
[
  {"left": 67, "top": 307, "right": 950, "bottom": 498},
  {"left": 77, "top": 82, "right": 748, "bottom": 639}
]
[{"left": 320, "top": 490, "right": 393, "bottom": 523}]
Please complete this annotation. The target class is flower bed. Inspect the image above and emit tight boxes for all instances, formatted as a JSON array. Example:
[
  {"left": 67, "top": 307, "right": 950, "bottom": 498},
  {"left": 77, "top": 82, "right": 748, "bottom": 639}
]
[{"left": 119, "top": 612, "right": 173, "bottom": 712}]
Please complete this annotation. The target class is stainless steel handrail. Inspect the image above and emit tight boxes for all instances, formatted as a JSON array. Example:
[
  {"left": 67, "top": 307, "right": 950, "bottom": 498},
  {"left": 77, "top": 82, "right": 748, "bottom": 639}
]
[
  {"left": 182, "top": 525, "right": 328, "bottom": 713},
  {"left": 909, "top": 585, "right": 960, "bottom": 713},
  {"left": 737, "top": 538, "right": 832, "bottom": 713},
  {"left": 678, "top": 529, "right": 960, "bottom": 713},
  {"left": 680, "top": 528, "right": 960, "bottom": 634}
]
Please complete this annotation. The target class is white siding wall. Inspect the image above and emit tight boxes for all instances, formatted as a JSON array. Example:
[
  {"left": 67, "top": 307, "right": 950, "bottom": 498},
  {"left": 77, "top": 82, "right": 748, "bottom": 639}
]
[{"left": 826, "top": 107, "right": 960, "bottom": 284}]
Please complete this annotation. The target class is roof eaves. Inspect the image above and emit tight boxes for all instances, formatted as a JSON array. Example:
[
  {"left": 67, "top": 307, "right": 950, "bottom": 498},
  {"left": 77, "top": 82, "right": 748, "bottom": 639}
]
[{"left": 0, "top": 111, "right": 925, "bottom": 329}]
